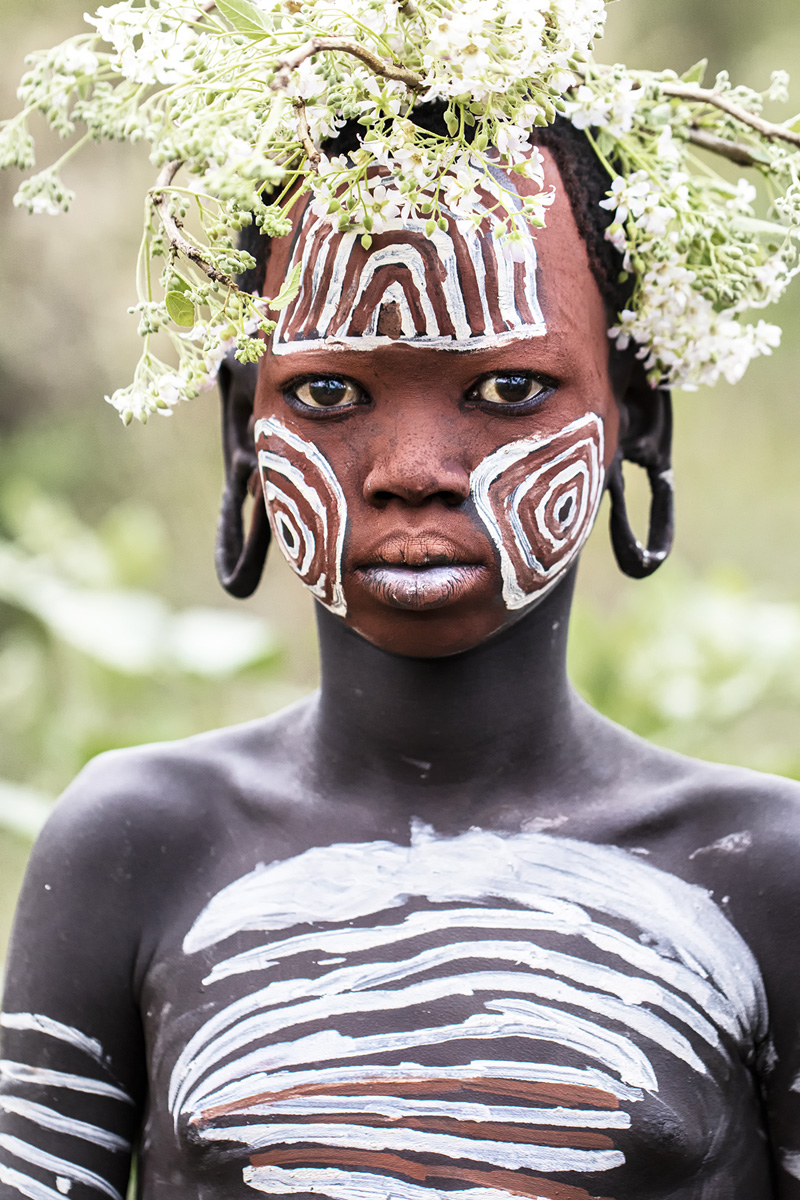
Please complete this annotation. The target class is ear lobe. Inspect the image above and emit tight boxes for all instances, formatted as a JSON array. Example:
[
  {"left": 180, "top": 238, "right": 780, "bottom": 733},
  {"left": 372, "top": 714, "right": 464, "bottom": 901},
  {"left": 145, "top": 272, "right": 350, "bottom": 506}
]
[
  {"left": 607, "top": 359, "right": 675, "bottom": 579},
  {"left": 616, "top": 357, "right": 672, "bottom": 466},
  {"left": 215, "top": 352, "right": 270, "bottom": 598}
]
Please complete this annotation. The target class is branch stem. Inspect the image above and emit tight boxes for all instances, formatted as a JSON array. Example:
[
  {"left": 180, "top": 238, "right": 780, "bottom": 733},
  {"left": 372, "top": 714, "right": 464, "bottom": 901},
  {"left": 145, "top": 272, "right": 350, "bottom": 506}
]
[
  {"left": 661, "top": 81, "right": 800, "bottom": 150},
  {"left": 294, "top": 98, "right": 321, "bottom": 169},
  {"left": 271, "top": 37, "right": 424, "bottom": 92},
  {"left": 686, "top": 127, "right": 762, "bottom": 166},
  {"left": 151, "top": 160, "right": 246, "bottom": 294}
]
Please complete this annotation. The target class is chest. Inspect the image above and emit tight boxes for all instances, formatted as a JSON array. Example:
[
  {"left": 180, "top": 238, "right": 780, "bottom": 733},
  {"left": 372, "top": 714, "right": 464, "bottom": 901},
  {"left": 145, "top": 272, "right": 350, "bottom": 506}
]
[{"left": 141, "top": 827, "right": 772, "bottom": 1199}]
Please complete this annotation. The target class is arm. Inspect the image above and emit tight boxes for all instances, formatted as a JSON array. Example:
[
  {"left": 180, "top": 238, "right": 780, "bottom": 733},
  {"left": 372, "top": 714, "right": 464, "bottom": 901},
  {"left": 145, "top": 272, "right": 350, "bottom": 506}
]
[
  {"left": 0, "top": 760, "right": 149, "bottom": 1200},
  {"left": 709, "top": 783, "right": 800, "bottom": 1199}
]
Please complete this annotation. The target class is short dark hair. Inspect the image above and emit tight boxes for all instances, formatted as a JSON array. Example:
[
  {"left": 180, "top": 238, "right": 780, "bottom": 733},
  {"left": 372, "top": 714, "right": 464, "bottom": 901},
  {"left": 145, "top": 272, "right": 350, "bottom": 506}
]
[{"left": 236, "top": 112, "right": 626, "bottom": 317}]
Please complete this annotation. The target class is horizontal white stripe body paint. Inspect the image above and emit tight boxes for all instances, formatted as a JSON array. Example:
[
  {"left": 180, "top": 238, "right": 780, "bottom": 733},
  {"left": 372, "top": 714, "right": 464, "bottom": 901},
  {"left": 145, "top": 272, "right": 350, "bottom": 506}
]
[
  {"left": 0, "top": 1062, "right": 132, "bottom": 1104},
  {"left": 176, "top": 997, "right": 659, "bottom": 1117},
  {"left": 198, "top": 934, "right": 725, "bottom": 1050},
  {"left": 172, "top": 965, "right": 709, "bottom": 1115},
  {"left": 0, "top": 1163, "right": 67, "bottom": 1200},
  {"left": 0, "top": 1097, "right": 129, "bottom": 1153},
  {"left": 470, "top": 414, "right": 604, "bottom": 610},
  {"left": 198, "top": 1121, "right": 624, "bottom": 1174},
  {"left": 0, "top": 1015, "right": 105, "bottom": 1067},
  {"left": 173, "top": 824, "right": 767, "bottom": 1197},
  {"left": 236, "top": 1092, "right": 631, "bottom": 1128},
  {"left": 0, "top": 1135, "right": 121, "bottom": 1200},
  {"left": 197, "top": 1058, "right": 645, "bottom": 1117},
  {"left": 254, "top": 416, "right": 347, "bottom": 617},
  {"left": 201, "top": 903, "right": 737, "bottom": 1034},
  {"left": 182, "top": 823, "right": 766, "bottom": 1041},
  {"left": 271, "top": 201, "right": 546, "bottom": 356},
  {"left": 244, "top": 1164, "right": 550, "bottom": 1200}
]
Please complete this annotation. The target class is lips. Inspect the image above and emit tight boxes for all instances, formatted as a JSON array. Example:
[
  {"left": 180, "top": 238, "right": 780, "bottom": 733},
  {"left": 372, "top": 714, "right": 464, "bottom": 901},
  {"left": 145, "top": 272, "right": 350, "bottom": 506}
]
[
  {"left": 353, "top": 537, "right": 489, "bottom": 611},
  {"left": 356, "top": 564, "right": 486, "bottom": 610}
]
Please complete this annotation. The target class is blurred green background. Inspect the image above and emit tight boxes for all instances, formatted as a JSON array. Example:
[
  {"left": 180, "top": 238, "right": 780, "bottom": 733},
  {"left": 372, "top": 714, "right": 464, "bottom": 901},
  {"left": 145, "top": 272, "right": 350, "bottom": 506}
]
[{"left": 1, "top": 0, "right": 800, "bottom": 965}]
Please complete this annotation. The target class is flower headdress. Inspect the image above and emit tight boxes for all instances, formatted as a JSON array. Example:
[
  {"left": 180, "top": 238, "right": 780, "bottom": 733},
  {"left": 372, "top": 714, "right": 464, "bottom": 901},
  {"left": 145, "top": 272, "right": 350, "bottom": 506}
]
[{"left": 2, "top": 0, "right": 799, "bottom": 422}]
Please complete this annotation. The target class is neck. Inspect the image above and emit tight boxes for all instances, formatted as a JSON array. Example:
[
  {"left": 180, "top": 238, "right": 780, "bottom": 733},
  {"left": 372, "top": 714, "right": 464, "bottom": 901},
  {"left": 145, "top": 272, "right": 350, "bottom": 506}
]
[{"left": 310, "top": 570, "right": 599, "bottom": 816}]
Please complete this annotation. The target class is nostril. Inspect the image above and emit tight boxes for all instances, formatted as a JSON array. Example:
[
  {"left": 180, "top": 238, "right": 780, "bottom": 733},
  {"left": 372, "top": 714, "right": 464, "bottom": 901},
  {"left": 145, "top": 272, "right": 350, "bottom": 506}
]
[
  {"left": 363, "top": 465, "right": 471, "bottom": 508},
  {"left": 366, "top": 486, "right": 467, "bottom": 509}
]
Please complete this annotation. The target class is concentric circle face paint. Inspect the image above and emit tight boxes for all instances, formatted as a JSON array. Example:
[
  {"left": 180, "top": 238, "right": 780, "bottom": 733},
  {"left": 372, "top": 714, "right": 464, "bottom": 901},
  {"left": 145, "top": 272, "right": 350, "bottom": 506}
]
[
  {"left": 271, "top": 193, "right": 546, "bottom": 355},
  {"left": 254, "top": 417, "right": 348, "bottom": 617},
  {"left": 470, "top": 413, "right": 605, "bottom": 610}
]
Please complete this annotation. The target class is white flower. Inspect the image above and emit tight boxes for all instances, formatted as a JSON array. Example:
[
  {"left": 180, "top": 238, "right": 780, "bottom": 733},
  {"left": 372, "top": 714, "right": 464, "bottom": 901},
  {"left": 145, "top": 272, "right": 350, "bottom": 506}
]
[
  {"left": 364, "top": 183, "right": 402, "bottom": 233},
  {"left": 441, "top": 161, "right": 481, "bottom": 216},
  {"left": 606, "top": 76, "right": 638, "bottom": 135},
  {"left": 494, "top": 122, "right": 533, "bottom": 162},
  {"left": 568, "top": 84, "right": 610, "bottom": 130},
  {"left": 768, "top": 69, "right": 790, "bottom": 104}
]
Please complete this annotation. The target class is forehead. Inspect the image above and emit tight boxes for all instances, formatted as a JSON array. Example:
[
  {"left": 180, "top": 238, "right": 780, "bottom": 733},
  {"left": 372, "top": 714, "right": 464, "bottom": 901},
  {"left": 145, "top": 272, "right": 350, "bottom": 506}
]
[{"left": 262, "top": 150, "right": 603, "bottom": 358}]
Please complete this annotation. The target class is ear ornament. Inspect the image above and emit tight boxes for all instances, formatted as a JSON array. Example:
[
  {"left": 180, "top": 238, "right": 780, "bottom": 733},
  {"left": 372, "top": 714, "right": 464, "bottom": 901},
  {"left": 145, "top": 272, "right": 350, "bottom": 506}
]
[
  {"left": 215, "top": 355, "right": 270, "bottom": 599},
  {"left": 607, "top": 394, "right": 675, "bottom": 580},
  {"left": 215, "top": 448, "right": 271, "bottom": 599}
]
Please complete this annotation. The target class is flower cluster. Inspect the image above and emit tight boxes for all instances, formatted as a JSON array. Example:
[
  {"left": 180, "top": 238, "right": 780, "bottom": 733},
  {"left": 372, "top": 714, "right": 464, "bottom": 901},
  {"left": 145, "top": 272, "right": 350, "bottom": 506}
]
[
  {"left": 0, "top": 0, "right": 799, "bottom": 418},
  {"left": 566, "top": 65, "right": 800, "bottom": 388}
]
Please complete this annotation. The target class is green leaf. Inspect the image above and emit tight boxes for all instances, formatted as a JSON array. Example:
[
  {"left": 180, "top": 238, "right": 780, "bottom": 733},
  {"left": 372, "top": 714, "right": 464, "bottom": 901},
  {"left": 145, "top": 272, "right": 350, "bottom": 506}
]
[
  {"left": 165, "top": 290, "right": 196, "bottom": 327},
  {"left": 785, "top": 111, "right": 800, "bottom": 133},
  {"left": 681, "top": 58, "right": 708, "bottom": 84},
  {"left": 216, "top": 0, "right": 268, "bottom": 38},
  {"left": 269, "top": 262, "right": 302, "bottom": 311}
]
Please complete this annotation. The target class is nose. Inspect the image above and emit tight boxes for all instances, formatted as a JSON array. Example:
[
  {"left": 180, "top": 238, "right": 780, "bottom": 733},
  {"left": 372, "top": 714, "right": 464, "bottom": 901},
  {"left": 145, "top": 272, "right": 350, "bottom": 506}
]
[{"left": 362, "top": 423, "right": 471, "bottom": 508}]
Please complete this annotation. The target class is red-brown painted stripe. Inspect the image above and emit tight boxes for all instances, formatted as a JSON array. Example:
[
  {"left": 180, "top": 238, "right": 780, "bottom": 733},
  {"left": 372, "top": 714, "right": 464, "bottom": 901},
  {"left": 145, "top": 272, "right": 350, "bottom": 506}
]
[
  {"left": 260, "top": 1111, "right": 613, "bottom": 1150},
  {"left": 201, "top": 1075, "right": 619, "bottom": 1122},
  {"left": 249, "top": 1146, "right": 611, "bottom": 1200}
]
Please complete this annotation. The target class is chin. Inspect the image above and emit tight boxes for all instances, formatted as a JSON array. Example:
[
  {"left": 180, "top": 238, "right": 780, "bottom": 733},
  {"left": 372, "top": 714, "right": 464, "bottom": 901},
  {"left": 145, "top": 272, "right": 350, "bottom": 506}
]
[{"left": 340, "top": 606, "right": 510, "bottom": 659}]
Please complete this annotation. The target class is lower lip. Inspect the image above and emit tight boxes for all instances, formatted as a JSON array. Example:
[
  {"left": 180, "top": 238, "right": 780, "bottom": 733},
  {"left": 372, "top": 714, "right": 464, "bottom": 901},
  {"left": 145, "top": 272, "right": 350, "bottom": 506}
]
[{"left": 356, "top": 565, "right": 486, "bottom": 611}]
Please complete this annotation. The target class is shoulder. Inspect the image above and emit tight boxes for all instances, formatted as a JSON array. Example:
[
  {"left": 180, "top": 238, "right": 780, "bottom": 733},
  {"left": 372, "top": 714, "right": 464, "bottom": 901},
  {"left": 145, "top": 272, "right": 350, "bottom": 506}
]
[
  {"left": 645, "top": 758, "right": 800, "bottom": 984},
  {"left": 671, "top": 757, "right": 800, "bottom": 865},
  {"left": 26, "top": 696, "right": 317, "bottom": 905}
]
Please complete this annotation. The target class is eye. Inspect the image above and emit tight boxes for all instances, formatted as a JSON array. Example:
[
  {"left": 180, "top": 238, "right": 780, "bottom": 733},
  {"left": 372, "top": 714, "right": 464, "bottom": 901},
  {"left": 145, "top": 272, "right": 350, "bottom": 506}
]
[
  {"left": 470, "top": 372, "right": 550, "bottom": 407},
  {"left": 289, "top": 376, "right": 364, "bottom": 410}
]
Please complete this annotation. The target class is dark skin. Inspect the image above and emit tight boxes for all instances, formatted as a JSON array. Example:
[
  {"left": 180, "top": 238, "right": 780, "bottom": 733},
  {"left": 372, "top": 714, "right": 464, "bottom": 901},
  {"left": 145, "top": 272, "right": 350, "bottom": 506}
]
[{"left": 2, "top": 152, "right": 800, "bottom": 1200}]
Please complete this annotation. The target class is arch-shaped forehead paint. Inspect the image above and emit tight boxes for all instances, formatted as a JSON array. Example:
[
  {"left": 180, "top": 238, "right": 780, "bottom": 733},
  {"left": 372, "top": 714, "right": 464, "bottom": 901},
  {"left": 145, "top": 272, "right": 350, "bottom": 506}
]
[{"left": 272, "top": 191, "right": 546, "bottom": 355}]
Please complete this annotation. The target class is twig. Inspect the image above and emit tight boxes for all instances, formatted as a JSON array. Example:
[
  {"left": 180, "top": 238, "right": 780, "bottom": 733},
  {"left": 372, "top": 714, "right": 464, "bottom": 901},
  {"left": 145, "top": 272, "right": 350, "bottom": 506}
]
[
  {"left": 294, "top": 99, "right": 321, "bottom": 169},
  {"left": 202, "top": 1, "right": 216, "bottom": 11},
  {"left": 687, "top": 127, "right": 761, "bottom": 166},
  {"left": 662, "top": 81, "right": 800, "bottom": 150},
  {"left": 271, "top": 37, "right": 424, "bottom": 92},
  {"left": 151, "top": 160, "right": 245, "bottom": 293}
]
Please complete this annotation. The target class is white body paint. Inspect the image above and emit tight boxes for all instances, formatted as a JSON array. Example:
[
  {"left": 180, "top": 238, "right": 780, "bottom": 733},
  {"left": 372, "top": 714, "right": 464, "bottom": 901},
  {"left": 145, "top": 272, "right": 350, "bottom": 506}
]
[
  {"left": 0, "top": 1015, "right": 105, "bottom": 1066},
  {"left": 273, "top": 202, "right": 546, "bottom": 356},
  {"left": 171, "top": 822, "right": 767, "bottom": 1198},
  {"left": 0, "top": 1016, "right": 132, "bottom": 1200},
  {"left": 254, "top": 416, "right": 348, "bottom": 617},
  {"left": 470, "top": 413, "right": 605, "bottom": 609},
  {"left": 689, "top": 829, "right": 752, "bottom": 859},
  {"left": 782, "top": 1149, "right": 800, "bottom": 1179}
]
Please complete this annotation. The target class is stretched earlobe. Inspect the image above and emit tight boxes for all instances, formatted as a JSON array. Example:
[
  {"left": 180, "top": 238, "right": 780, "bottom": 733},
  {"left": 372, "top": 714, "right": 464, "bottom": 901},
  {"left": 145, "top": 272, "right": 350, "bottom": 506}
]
[
  {"left": 608, "top": 383, "right": 675, "bottom": 580},
  {"left": 214, "top": 353, "right": 270, "bottom": 598}
]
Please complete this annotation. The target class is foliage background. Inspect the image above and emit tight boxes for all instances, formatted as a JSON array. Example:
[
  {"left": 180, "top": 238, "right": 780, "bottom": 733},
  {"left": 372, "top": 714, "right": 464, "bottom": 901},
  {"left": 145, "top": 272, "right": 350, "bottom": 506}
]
[{"left": 1, "top": 0, "right": 800, "bottom": 963}]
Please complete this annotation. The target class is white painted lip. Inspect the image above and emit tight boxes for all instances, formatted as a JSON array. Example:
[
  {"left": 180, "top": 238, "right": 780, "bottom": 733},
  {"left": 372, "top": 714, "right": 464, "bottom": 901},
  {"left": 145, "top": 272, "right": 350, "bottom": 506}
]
[{"left": 356, "top": 564, "right": 486, "bottom": 611}]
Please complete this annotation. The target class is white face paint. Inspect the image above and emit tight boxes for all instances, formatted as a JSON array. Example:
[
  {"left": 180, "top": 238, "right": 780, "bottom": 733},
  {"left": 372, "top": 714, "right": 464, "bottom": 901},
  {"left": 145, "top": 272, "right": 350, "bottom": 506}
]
[
  {"left": 272, "top": 197, "right": 546, "bottom": 356},
  {"left": 255, "top": 413, "right": 604, "bottom": 620},
  {"left": 171, "top": 824, "right": 767, "bottom": 1200},
  {"left": 0, "top": 1014, "right": 133, "bottom": 1200},
  {"left": 470, "top": 413, "right": 605, "bottom": 610},
  {"left": 254, "top": 417, "right": 348, "bottom": 617}
]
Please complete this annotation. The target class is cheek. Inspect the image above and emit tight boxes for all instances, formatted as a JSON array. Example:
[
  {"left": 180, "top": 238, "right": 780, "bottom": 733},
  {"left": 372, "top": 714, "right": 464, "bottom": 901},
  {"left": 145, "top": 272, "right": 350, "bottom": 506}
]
[
  {"left": 470, "top": 413, "right": 606, "bottom": 610},
  {"left": 254, "top": 417, "right": 348, "bottom": 617}
]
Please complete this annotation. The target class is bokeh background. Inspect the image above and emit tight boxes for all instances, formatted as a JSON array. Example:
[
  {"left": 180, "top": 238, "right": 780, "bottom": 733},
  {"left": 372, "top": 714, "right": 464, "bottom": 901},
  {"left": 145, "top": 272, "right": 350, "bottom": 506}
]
[{"left": 1, "top": 0, "right": 800, "bottom": 965}]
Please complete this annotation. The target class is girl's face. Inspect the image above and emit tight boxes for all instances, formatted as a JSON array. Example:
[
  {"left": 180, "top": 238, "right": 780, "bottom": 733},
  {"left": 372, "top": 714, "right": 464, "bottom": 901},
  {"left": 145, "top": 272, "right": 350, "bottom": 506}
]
[{"left": 254, "top": 150, "right": 621, "bottom": 658}]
